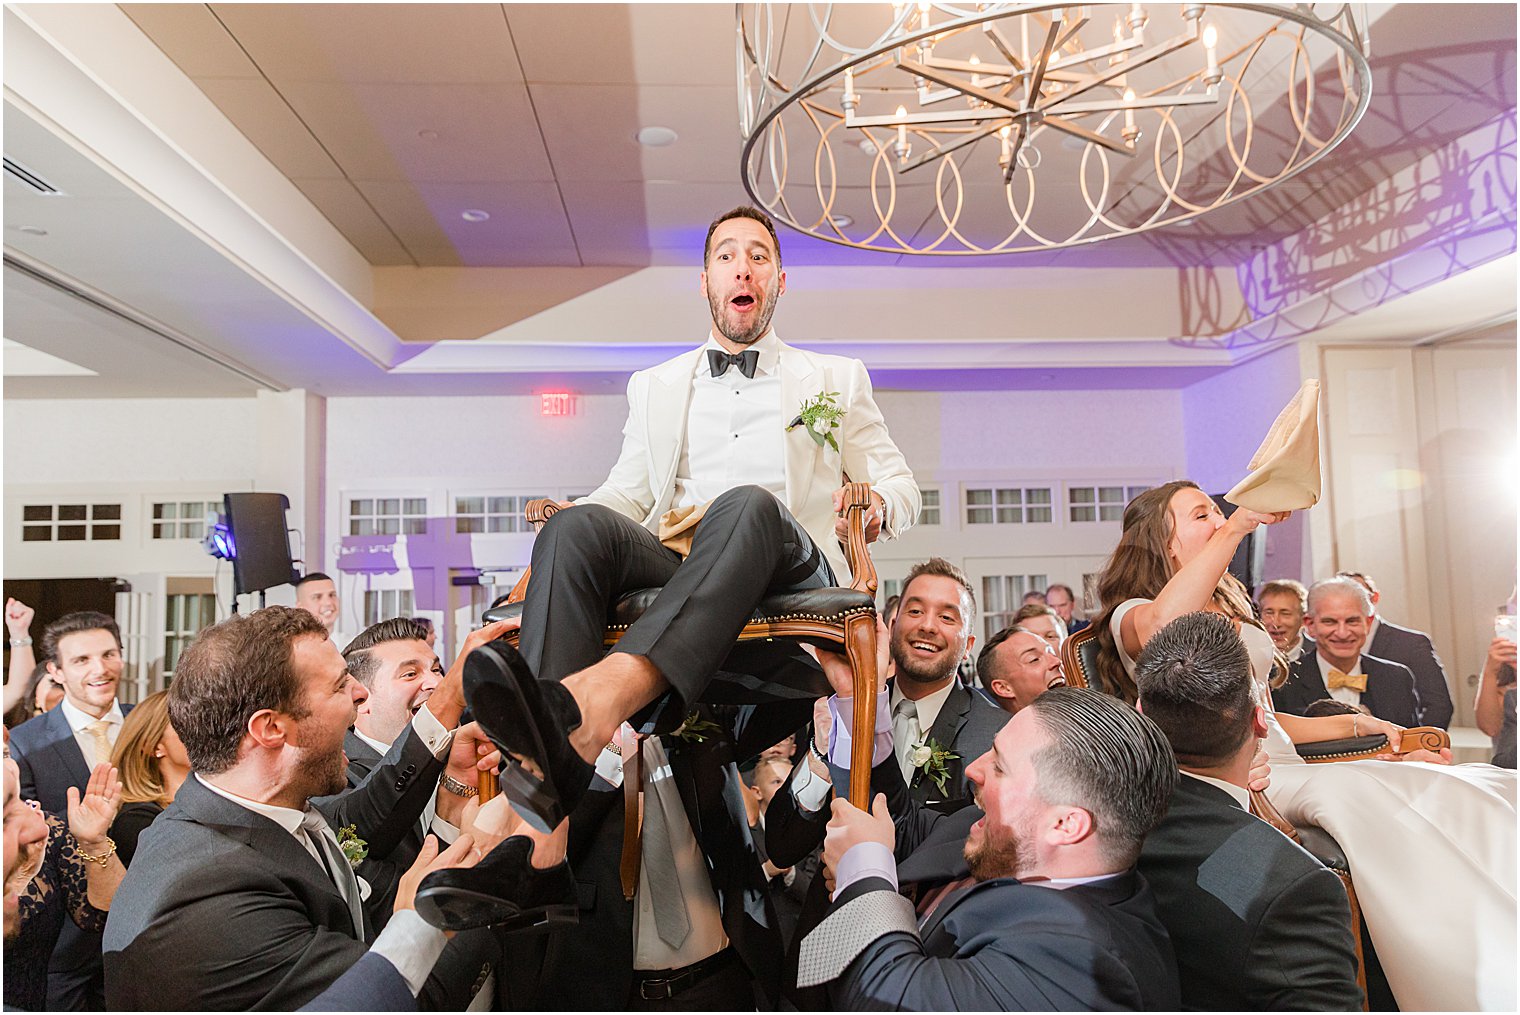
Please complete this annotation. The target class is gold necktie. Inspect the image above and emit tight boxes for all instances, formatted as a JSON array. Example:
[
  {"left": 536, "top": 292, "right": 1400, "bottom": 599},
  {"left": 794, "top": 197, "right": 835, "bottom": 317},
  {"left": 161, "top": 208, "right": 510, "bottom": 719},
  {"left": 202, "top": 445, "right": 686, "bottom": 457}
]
[
  {"left": 83, "top": 719, "right": 113, "bottom": 767},
  {"left": 1326, "top": 668, "right": 1367, "bottom": 693}
]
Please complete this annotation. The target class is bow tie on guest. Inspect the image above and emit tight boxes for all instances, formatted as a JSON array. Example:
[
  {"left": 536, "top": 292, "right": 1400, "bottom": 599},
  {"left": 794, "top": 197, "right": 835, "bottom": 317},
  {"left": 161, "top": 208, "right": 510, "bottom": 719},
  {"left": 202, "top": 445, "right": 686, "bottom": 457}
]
[
  {"left": 1326, "top": 668, "right": 1367, "bottom": 693},
  {"left": 707, "top": 348, "right": 759, "bottom": 379}
]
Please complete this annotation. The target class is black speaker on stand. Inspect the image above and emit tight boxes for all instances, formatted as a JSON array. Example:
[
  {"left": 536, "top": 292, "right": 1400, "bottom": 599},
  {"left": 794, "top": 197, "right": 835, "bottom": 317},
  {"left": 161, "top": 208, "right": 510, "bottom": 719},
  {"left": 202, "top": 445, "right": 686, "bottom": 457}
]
[{"left": 223, "top": 493, "right": 299, "bottom": 611}]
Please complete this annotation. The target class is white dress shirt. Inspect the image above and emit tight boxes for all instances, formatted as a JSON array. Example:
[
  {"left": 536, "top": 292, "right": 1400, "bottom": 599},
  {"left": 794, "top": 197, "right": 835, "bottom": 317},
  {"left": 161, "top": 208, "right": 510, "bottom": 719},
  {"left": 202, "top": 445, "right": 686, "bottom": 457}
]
[
  {"left": 888, "top": 680, "right": 957, "bottom": 779},
  {"left": 60, "top": 697, "right": 124, "bottom": 768},
  {"left": 672, "top": 329, "right": 787, "bottom": 511},
  {"left": 1319, "top": 650, "right": 1365, "bottom": 710},
  {"left": 1180, "top": 769, "right": 1250, "bottom": 809},
  {"left": 595, "top": 727, "right": 729, "bottom": 970},
  {"left": 194, "top": 775, "right": 447, "bottom": 996}
]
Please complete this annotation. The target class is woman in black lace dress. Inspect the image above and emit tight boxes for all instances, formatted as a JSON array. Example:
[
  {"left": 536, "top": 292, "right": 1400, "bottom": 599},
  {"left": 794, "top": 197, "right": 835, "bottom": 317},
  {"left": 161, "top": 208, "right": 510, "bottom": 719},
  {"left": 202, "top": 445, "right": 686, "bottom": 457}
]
[{"left": 2, "top": 759, "right": 125, "bottom": 1012}]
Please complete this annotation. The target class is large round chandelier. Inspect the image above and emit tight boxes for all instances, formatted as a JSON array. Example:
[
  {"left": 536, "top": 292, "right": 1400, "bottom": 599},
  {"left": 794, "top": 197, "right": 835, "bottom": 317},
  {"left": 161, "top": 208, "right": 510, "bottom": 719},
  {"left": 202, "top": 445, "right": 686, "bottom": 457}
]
[{"left": 737, "top": 3, "right": 1372, "bottom": 255}]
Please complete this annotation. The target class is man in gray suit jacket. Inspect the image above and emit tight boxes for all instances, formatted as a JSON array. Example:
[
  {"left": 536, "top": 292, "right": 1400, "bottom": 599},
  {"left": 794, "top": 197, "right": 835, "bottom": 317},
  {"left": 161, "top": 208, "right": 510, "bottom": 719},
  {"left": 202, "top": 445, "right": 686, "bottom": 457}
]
[{"left": 102, "top": 607, "right": 490, "bottom": 1011}]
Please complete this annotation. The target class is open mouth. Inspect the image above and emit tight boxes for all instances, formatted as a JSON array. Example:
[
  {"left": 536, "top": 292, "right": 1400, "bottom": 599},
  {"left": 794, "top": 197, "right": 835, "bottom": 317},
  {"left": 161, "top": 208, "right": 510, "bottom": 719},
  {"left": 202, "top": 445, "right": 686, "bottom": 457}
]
[
  {"left": 909, "top": 640, "right": 942, "bottom": 656},
  {"left": 730, "top": 294, "right": 755, "bottom": 309},
  {"left": 1047, "top": 675, "right": 1067, "bottom": 690}
]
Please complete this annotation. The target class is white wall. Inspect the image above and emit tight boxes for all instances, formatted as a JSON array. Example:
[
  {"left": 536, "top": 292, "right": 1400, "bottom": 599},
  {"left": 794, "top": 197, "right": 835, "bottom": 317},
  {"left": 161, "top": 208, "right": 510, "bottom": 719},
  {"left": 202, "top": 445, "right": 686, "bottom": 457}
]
[
  {"left": 319, "top": 386, "right": 1187, "bottom": 649},
  {"left": 1180, "top": 344, "right": 1312, "bottom": 583}
]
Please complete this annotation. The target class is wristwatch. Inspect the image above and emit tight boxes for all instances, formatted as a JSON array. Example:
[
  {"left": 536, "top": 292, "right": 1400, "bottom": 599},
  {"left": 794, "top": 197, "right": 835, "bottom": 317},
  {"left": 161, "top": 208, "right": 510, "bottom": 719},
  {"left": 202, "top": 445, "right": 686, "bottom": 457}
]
[
  {"left": 439, "top": 774, "right": 478, "bottom": 799},
  {"left": 8, "top": 637, "right": 31, "bottom": 647}
]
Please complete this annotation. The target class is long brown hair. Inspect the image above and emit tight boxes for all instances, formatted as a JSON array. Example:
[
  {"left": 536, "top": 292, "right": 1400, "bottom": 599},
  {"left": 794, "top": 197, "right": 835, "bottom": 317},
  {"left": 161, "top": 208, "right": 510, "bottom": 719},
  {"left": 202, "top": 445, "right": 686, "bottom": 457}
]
[
  {"left": 1092, "top": 481, "right": 1256, "bottom": 702},
  {"left": 111, "top": 691, "right": 175, "bottom": 807}
]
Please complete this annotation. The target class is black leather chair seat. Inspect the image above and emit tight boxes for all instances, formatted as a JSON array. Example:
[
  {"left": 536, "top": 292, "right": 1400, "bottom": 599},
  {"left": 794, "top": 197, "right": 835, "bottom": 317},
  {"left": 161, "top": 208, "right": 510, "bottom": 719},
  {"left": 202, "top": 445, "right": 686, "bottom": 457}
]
[
  {"left": 483, "top": 588, "right": 877, "bottom": 635},
  {"left": 1294, "top": 734, "right": 1393, "bottom": 761},
  {"left": 1295, "top": 825, "right": 1349, "bottom": 872}
]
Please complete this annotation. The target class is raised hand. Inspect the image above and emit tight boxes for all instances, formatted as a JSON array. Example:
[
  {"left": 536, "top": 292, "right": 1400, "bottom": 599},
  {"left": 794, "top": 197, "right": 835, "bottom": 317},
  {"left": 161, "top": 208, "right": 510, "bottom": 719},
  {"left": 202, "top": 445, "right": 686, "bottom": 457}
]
[
  {"left": 4, "top": 598, "right": 34, "bottom": 639},
  {"left": 832, "top": 487, "right": 885, "bottom": 544},
  {"left": 67, "top": 763, "right": 123, "bottom": 849}
]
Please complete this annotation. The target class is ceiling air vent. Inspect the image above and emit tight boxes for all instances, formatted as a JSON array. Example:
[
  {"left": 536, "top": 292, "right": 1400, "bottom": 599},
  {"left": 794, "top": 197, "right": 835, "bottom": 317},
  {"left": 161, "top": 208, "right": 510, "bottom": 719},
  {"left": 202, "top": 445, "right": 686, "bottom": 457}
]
[{"left": 3, "top": 156, "right": 63, "bottom": 195}]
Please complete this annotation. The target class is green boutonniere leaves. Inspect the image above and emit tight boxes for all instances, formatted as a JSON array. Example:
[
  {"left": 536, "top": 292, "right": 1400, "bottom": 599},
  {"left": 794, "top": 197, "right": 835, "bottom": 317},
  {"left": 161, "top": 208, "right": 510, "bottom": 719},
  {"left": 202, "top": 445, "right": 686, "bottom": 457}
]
[{"left": 787, "top": 390, "right": 845, "bottom": 453}]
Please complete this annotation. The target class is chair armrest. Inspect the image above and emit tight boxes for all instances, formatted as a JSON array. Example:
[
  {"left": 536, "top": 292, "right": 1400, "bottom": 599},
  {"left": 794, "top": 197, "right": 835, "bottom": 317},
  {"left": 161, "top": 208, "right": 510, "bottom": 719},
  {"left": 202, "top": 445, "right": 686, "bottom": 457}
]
[
  {"left": 1298, "top": 726, "right": 1450, "bottom": 763},
  {"left": 838, "top": 482, "right": 878, "bottom": 597}
]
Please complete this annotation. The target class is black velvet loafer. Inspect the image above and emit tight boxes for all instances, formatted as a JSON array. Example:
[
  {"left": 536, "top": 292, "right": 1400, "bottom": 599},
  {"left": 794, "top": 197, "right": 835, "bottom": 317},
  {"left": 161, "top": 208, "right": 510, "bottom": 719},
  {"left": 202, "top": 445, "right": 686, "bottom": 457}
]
[
  {"left": 413, "top": 834, "right": 577, "bottom": 933},
  {"left": 464, "top": 640, "right": 593, "bottom": 833}
]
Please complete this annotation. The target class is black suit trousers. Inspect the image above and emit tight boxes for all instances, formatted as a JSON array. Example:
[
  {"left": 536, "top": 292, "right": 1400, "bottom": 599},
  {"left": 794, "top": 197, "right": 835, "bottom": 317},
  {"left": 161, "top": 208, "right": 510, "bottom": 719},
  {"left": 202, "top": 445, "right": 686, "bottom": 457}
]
[{"left": 520, "top": 486, "right": 835, "bottom": 720}]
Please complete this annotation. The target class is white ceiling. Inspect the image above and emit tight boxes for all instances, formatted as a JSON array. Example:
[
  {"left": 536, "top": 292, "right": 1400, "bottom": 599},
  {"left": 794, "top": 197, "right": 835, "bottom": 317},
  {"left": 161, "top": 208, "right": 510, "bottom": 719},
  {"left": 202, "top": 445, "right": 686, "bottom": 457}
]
[{"left": 1, "top": 3, "right": 1514, "bottom": 399}]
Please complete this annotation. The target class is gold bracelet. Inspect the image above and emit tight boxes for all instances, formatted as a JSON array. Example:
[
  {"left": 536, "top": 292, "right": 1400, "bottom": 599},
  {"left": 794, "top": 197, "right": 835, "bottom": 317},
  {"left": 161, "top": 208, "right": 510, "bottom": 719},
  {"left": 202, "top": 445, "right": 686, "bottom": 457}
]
[{"left": 76, "top": 837, "right": 116, "bottom": 867}]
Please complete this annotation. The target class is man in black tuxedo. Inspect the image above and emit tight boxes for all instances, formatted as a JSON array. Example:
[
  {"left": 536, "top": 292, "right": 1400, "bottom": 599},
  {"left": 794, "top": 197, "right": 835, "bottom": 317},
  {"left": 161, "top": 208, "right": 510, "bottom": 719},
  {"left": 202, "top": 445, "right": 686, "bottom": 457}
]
[
  {"left": 798, "top": 687, "right": 1180, "bottom": 1010},
  {"left": 1134, "top": 612, "right": 1362, "bottom": 1010},
  {"left": 102, "top": 606, "right": 495, "bottom": 1011},
  {"left": 8, "top": 611, "right": 134, "bottom": 1010},
  {"left": 499, "top": 698, "right": 812, "bottom": 1009},
  {"left": 1340, "top": 570, "right": 1455, "bottom": 728},
  {"left": 978, "top": 626, "right": 1068, "bottom": 715},
  {"left": 1274, "top": 577, "right": 1421, "bottom": 726}
]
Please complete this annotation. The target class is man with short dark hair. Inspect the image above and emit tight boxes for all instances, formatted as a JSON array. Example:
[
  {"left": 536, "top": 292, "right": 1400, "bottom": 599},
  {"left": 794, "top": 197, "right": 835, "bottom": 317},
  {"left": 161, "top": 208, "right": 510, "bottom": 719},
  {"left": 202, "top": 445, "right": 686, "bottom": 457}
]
[
  {"left": 1044, "top": 583, "right": 1088, "bottom": 634},
  {"left": 486, "top": 204, "right": 919, "bottom": 840},
  {"left": 9, "top": 610, "right": 134, "bottom": 1010},
  {"left": 1338, "top": 570, "right": 1454, "bottom": 728},
  {"left": 1274, "top": 577, "right": 1421, "bottom": 726},
  {"left": 977, "top": 626, "right": 1066, "bottom": 715},
  {"left": 1133, "top": 611, "right": 1362, "bottom": 1010},
  {"left": 797, "top": 687, "right": 1180, "bottom": 1009},
  {"left": 295, "top": 572, "right": 345, "bottom": 643},
  {"left": 101, "top": 606, "right": 505, "bottom": 1011}
]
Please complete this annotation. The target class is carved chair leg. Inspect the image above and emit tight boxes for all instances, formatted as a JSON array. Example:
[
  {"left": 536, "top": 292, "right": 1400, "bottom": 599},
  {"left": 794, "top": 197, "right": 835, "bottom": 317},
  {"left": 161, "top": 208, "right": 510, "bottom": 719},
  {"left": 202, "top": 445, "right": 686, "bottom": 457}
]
[
  {"left": 843, "top": 613, "right": 879, "bottom": 810},
  {"left": 1337, "top": 871, "right": 1370, "bottom": 1012}
]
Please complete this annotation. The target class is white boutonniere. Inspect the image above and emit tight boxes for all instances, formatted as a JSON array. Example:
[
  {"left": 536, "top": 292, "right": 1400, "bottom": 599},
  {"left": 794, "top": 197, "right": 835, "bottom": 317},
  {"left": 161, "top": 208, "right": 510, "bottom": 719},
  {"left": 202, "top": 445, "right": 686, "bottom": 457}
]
[
  {"left": 911, "top": 737, "right": 959, "bottom": 796},
  {"left": 336, "top": 825, "right": 368, "bottom": 868},
  {"left": 787, "top": 390, "right": 845, "bottom": 452}
]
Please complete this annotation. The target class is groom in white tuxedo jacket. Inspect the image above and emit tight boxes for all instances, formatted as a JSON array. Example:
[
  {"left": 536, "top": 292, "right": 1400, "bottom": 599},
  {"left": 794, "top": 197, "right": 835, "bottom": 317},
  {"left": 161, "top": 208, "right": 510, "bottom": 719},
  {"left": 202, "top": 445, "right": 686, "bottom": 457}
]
[{"left": 515, "top": 205, "right": 919, "bottom": 769}]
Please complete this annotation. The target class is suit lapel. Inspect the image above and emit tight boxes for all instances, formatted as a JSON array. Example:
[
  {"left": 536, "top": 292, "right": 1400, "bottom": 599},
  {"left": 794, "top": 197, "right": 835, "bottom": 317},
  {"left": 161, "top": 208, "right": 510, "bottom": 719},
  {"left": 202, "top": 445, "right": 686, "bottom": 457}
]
[
  {"left": 647, "top": 350, "right": 701, "bottom": 515},
  {"left": 779, "top": 343, "right": 826, "bottom": 513},
  {"left": 44, "top": 709, "right": 91, "bottom": 790},
  {"left": 175, "top": 777, "right": 362, "bottom": 939}
]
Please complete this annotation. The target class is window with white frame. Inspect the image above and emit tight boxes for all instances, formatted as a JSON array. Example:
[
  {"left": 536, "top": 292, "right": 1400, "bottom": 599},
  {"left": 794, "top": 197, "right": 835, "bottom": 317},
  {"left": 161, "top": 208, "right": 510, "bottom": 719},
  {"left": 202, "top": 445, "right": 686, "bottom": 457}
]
[
  {"left": 21, "top": 503, "right": 122, "bottom": 542},
  {"left": 363, "top": 588, "right": 415, "bottom": 627},
  {"left": 965, "top": 486, "right": 1052, "bottom": 525},
  {"left": 1068, "top": 484, "right": 1152, "bottom": 523},
  {"left": 980, "top": 573, "right": 1050, "bottom": 641},
  {"left": 164, "top": 592, "right": 216, "bottom": 676},
  {"left": 878, "top": 578, "right": 904, "bottom": 613},
  {"left": 917, "top": 489, "right": 941, "bottom": 526},
  {"left": 152, "top": 501, "right": 214, "bottom": 540},
  {"left": 348, "top": 498, "right": 427, "bottom": 536},
  {"left": 453, "top": 495, "right": 544, "bottom": 534}
]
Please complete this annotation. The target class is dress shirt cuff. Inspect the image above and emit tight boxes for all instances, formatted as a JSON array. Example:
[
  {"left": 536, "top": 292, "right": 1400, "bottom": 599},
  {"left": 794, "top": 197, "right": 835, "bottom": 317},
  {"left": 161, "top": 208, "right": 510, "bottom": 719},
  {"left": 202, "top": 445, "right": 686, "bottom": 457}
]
[
  {"left": 790, "top": 760, "right": 831, "bottom": 815},
  {"left": 828, "top": 693, "right": 893, "bottom": 769},
  {"left": 370, "top": 909, "right": 448, "bottom": 996},
  {"left": 429, "top": 815, "right": 461, "bottom": 845},
  {"left": 410, "top": 707, "right": 454, "bottom": 759},
  {"left": 594, "top": 742, "right": 624, "bottom": 788},
  {"left": 832, "top": 840, "right": 898, "bottom": 902}
]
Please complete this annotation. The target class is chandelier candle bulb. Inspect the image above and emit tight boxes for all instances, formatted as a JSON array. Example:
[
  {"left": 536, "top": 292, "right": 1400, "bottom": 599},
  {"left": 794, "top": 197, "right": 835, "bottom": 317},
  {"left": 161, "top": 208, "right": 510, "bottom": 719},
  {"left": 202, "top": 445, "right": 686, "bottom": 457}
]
[
  {"left": 897, "top": 106, "right": 908, "bottom": 151},
  {"left": 1203, "top": 24, "right": 1219, "bottom": 77}
]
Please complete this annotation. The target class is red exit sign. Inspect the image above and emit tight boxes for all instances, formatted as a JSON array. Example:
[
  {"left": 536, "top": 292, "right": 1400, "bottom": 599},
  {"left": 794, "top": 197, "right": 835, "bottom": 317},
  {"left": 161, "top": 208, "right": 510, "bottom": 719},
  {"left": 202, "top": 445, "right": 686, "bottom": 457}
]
[{"left": 540, "top": 392, "right": 574, "bottom": 416}]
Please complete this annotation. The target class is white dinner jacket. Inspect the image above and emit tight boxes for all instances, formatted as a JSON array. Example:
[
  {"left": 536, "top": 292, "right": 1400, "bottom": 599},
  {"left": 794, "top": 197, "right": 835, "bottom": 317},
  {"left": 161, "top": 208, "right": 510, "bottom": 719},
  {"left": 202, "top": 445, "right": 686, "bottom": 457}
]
[{"left": 578, "top": 336, "right": 920, "bottom": 582}]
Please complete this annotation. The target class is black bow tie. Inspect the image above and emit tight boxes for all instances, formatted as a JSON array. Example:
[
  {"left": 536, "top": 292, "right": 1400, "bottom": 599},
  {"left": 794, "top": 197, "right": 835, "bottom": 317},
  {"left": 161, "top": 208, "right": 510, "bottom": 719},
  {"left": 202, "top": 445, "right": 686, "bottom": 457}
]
[{"left": 708, "top": 348, "right": 759, "bottom": 379}]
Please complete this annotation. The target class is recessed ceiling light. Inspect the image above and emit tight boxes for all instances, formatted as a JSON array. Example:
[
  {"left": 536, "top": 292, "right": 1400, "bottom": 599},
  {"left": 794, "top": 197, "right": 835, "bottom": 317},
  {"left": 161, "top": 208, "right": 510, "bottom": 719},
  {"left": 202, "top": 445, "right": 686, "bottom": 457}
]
[
  {"left": 418, "top": 129, "right": 439, "bottom": 140},
  {"left": 830, "top": 214, "right": 855, "bottom": 228},
  {"left": 16, "top": 225, "right": 47, "bottom": 236},
  {"left": 461, "top": 209, "right": 490, "bottom": 222},
  {"left": 636, "top": 126, "right": 679, "bottom": 147}
]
